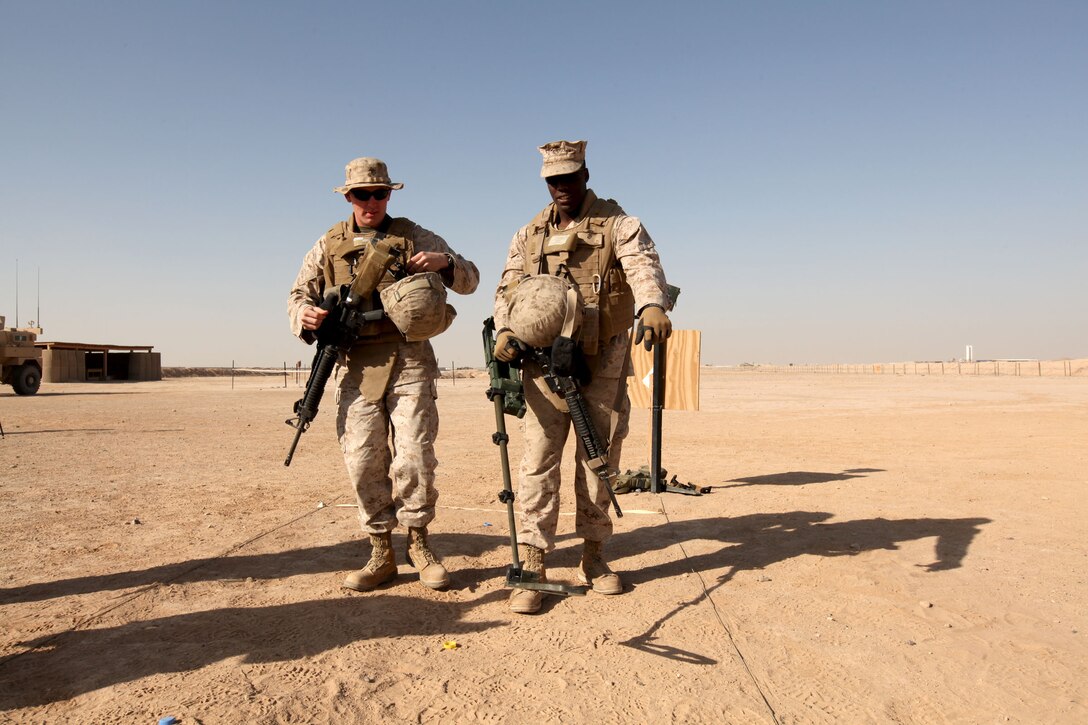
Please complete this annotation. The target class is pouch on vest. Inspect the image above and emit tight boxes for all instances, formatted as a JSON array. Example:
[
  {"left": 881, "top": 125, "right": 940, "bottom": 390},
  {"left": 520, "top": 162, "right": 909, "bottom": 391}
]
[
  {"left": 580, "top": 303, "right": 600, "bottom": 356},
  {"left": 350, "top": 237, "right": 404, "bottom": 301},
  {"left": 551, "top": 335, "right": 591, "bottom": 387},
  {"left": 501, "top": 275, "right": 527, "bottom": 305},
  {"left": 543, "top": 232, "right": 579, "bottom": 254}
]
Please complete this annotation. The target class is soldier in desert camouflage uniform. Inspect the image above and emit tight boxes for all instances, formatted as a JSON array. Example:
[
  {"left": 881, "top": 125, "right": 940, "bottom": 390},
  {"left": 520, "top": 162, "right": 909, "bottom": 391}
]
[
  {"left": 493, "top": 140, "right": 672, "bottom": 614},
  {"left": 289, "top": 157, "right": 479, "bottom": 592}
]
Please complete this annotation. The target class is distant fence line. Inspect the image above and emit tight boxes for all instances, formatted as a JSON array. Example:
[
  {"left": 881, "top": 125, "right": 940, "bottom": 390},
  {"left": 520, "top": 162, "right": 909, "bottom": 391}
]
[
  {"left": 162, "top": 362, "right": 485, "bottom": 388},
  {"left": 720, "top": 360, "right": 1086, "bottom": 377}
]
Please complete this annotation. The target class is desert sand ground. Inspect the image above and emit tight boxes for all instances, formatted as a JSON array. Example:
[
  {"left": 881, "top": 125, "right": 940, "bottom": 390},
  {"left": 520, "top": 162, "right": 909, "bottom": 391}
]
[{"left": 1, "top": 367, "right": 1086, "bottom": 724}]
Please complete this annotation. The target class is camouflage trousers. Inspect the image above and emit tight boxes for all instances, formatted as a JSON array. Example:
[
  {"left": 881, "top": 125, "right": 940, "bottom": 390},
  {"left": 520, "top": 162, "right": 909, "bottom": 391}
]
[
  {"left": 336, "top": 376, "right": 440, "bottom": 535},
  {"left": 516, "top": 361, "right": 631, "bottom": 552}
]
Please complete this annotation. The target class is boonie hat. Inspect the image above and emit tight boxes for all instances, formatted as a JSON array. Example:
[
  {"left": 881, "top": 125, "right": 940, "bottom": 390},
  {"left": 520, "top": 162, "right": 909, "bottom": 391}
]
[
  {"left": 380, "top": 273, "right": 456, "bottom": 342},
  {"left": 506, "top": 275, "right": 582, "bottom": 348},
  {"left": 335, "top": 157, "right": 405, "bottom": 194},
  {"left": 539, "top": 140, "right": 587, "bottom": 178}
]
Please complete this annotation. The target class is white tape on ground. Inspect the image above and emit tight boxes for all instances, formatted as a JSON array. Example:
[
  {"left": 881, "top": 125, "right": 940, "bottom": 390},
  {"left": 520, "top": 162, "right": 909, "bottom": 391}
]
[{"left": 332, "top": 503, "right": 662, "bottom": 515}]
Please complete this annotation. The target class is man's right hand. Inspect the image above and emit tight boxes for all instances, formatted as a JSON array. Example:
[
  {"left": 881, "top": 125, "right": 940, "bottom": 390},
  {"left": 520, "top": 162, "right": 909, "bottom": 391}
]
[
  {"left": 301, "top": 304, "right": 330, "bottom": 332},
  {"left": 495, "top": 329, "right": 520, "bottom": 362}
]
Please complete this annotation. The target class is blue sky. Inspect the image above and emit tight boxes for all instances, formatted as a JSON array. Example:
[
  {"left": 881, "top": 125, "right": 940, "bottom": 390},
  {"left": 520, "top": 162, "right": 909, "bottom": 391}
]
[{"left": 2, "top": 1, "right": 1084, "bottom": 366}]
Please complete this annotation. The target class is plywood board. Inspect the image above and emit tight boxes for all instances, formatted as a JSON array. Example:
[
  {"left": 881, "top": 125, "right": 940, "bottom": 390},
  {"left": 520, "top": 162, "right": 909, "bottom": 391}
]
[{"left": 627, "top": 329, "right": 700, "bottom": 411}]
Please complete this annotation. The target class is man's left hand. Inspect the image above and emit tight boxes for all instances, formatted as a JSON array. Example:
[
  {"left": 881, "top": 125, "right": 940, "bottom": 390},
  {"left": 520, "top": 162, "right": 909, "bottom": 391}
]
[
  {"left": 634, "top": 306, "right": 672, "bottom": 350},
  {"left": 407, "top": 251, "right": 451, "bottom": 273}
]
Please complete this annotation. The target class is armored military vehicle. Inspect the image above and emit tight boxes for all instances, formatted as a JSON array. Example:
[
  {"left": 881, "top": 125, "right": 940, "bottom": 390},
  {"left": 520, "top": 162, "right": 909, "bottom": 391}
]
[{"left": 0, "top": 316, "right": 42, "bottom": 395}]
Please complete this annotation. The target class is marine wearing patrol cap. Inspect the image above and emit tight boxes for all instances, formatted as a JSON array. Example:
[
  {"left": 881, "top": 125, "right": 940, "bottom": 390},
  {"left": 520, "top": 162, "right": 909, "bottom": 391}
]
[
  {"left": 335, "top": 157, "right": 405, "bottom": 193},
  {"left": 538, "top": 140, "right": 587, "bottom": 178}
]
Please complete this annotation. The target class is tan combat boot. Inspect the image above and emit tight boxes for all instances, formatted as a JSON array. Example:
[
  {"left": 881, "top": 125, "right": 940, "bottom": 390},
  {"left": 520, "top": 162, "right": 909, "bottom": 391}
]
[
  {"left": 406, "top": 527, "right": 450, "bottom": 590},
  {"left": 579, "top": 539, "right": 623, "bottom": 595},
  {"left": 343, "top": 532, "right": 397, "bottom": 591},
  {"left": 509, "top": 544, "right": 546, "bottom": 614}
]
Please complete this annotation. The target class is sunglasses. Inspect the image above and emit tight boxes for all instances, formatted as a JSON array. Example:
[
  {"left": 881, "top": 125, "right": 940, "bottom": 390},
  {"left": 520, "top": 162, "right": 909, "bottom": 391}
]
[{"left": 350, "top": 188, "right": 390, "bottom": 202}]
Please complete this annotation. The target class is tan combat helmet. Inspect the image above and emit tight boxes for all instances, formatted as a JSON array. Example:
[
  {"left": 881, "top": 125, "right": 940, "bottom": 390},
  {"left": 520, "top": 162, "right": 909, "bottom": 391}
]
[
  {"left": 506, "top": 275, "right": 582, "bottom": 348},
  {"left": 380, "top": 272, "right": 456, "bottom": 342}
]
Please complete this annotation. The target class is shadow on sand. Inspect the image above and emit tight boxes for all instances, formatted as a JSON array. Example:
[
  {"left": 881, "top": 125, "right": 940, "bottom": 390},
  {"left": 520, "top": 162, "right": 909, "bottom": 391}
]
[
  {"left": 0, "top": 593, "right": 507, "bottom": 709},
  {"left": 0, "top": 532, "right": 507, "bottom": 605},
  {"left": 720, "top": 468, "right": 886, "bottom": 488},
  {"left": 0, "top": 510, "right": 990, "bottom": 704},
  {"left": 617, "top": 511, "right": 991, "bottom": 662}
]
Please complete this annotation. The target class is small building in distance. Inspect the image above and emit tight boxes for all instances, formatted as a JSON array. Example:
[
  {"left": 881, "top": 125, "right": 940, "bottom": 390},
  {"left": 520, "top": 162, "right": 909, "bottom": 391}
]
[{"left": 35, "top": 341, "right": 161, "bottom": 382}]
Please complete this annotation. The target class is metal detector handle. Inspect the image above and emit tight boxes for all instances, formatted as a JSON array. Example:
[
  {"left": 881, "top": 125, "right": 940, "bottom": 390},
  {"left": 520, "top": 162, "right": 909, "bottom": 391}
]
[
  {"left": 484, "top": 318, "right": 523, "bottom": 570},
  {"left": 491, "top": 393, "right": 520, "bottom": 569}
]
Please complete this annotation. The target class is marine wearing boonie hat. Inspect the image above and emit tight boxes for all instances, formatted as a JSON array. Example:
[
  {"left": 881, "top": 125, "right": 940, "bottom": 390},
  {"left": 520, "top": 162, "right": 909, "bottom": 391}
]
[
  {"left": 538, "top": 140, "right": 587, "bottom": 178},
  {"left": 334, "top": 157, "right": 405, "bottom": 193}
]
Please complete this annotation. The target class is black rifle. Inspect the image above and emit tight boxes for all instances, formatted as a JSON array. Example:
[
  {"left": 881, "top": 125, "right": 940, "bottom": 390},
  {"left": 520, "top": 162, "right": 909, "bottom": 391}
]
[
  {"left": 284, "top": 237, "right": 404, "bottom": 466},
  {"left": 516, "top": 338, "right": 624, "bottom": 518}
]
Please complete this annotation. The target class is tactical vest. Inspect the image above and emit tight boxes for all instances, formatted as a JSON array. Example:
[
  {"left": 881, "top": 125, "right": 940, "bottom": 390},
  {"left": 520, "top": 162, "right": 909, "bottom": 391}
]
[
  {"left": 323, "top": 216, "right": 416, "bottom": 343},
  {"left": 523, "top": 192, "right": 636, "bottom": 354}
]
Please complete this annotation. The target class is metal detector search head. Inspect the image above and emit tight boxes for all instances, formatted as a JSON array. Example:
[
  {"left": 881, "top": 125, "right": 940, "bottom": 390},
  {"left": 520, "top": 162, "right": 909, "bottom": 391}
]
[{"left": 505, "top": 566, "right": 588, "bottom": 596}]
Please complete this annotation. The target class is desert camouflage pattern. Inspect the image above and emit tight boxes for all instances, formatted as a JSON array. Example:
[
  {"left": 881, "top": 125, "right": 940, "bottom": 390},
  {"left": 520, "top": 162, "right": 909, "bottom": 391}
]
[
  {"left": 289, "top": 217, "right": 478, "bottom": 536},
  {"left": 505, "top": 274, "right": 581, "bottom": 348},
  {"left": 492, "top": 195, "right": 667, "bottom": 332},
  {"left": 289, "top": 220, "right": 478, "bottom": 342},
  {"left": 380, "top": 272, "right": 457, "bottom": 342},
  {"left": 334, "top": 156, "right": 404, "bottom": 193},
  {"left": 336, "top": 366, "right": 440, "bottom": 534},
  {"left": 494, "top": 191, "right": 667, "bottom": 551},
  {"left": 516, "top": 330, "right": 632, "bottom": 551},
  {"left": 538, "top": 139, "right": 587, "bottom": 178}
]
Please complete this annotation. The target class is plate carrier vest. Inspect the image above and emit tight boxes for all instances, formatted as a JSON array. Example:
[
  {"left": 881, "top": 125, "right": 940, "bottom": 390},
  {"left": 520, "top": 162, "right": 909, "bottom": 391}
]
[
  {"left": 523, "top": 193, "right": 636, "bottom": 355},
  {"left": 322, "top": 216, "right": 415, "bottom": 344}
]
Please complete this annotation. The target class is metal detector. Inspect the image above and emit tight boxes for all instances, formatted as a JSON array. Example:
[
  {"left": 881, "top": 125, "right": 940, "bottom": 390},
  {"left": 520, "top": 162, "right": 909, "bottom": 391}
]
[{"left": 483, "top": 319, "right": 587, "bottom": 597}]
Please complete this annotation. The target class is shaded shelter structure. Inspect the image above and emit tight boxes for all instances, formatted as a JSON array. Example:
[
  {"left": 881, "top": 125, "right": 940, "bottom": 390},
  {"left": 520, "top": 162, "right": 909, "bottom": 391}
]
[{"left": 36, "top": 341, "right": 161, "bottom": 382}]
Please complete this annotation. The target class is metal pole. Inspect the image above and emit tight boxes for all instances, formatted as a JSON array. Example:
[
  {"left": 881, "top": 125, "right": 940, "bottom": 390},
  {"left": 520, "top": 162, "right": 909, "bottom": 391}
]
[
  {"left": 493, "top": 395, "right": 520, "bottom": 569},
  {"left": 650, "top": 338, "right": 667, "bottom": 494}
]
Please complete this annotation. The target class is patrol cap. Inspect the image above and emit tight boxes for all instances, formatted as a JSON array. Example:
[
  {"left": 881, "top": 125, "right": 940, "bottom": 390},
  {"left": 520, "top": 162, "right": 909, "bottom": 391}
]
[
  {"left": 506, "top": 275, "right": 582, "bottom": 348},
  {"left": 380, "top": 272, "right": 456, "bottom": 342},
  {"left": 539, "top": 140, "right": 587, "bottom": 178},
  {"left": 334, "top": 157, "right": 405, "bottom": 194}
]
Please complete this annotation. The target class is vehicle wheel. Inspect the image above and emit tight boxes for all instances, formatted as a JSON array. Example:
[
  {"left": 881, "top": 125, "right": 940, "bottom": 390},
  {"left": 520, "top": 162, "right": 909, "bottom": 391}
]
[{"left": 12, "top": 363, "right": 41, "bottom": 395}]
